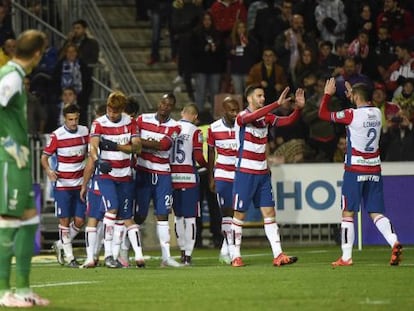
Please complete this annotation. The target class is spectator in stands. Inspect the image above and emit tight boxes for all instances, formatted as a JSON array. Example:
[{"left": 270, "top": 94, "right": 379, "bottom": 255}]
[
  {"left": 348, "top": 29, "right": 370, "bottom": 61},
  {"left": 302, "top": 75, "right": 343, "bottom": 162},
  {"left": 63, "top": 19, "right": 99, "bottom": 68},
  {"left": 52, "top": 43, "right": 93, "bottom": 126},
  {"left": 318, "top": 40, "right": 342, "bottom": 77},
  {"left": 381, "top": 108, "right": 414, "bottom": 161},
  {"left": 335, "top": 57, "right": 373, "bottom": 107},
  {"left": 246, "top": 0, "right": 268, "bottom": 32},
  {"left": 252, "top": 0, "right": 286, "bottom": 52},
  {"left": 246, "top": 48, "right": 288, "bottom": 105},
  {"left": 315, "top": 0, "right": 347, "bottom": 45},
  {"left": 384, "top": 41, "right": 414, "bottom": 96},
  {"left": 191, "top": 11, "right": 226, "bottom": 112},
  {"left": 274, "top": 14, "right": 317, "bottom": 75},
  {"left": 333, "top": 134, "right": 347, "bottom": 163},
  {"left": 209, "top": 0, "right": 247, "bottom": 41},
  {"left": 373, "top": 25, "right": 396, "bottom": 82},
  {"left": 35, "top": 33, "right": 58, "bottom": 75},
  {"left": 376, "top": 0, "right": 414, "bottom": 44},
  {"left": 0, "top": 37, "right": 15, "bottom": 66},
  {"left": 291, "top": 47, "right": 318, "bottom": 89},
  {"left": 227, "top": 20, "right": 260, "bottom": 96},
  {"left": 146, "top": 1, "right": 175, "bottom": 65},
  {"left": 25, "top": 77, "right": 46, "bottom": 137},
  {"left": 372, "top": 82, "right": 401, "bottom": 127},
  {"left": 392, "top": 78, "right": 414, "bottom": 121},
  {"left": 0, "top": 4, "right": 14, "bottom": 47},
  {"left": 346, "top": 2, "right": 376, "bottom": 46},
  {"left": 171, "top": 0, "right": 203, "bottom": 102}
]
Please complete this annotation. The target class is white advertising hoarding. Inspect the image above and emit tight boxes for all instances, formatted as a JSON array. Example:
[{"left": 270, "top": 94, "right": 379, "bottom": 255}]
[{"left": 270, "top": 162, "right": 414, "bottom": 224}]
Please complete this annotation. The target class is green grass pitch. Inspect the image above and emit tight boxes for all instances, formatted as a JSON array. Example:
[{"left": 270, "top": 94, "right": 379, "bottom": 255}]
[{"left": 20, "top": 245, "right": 413, "bottom": 310}]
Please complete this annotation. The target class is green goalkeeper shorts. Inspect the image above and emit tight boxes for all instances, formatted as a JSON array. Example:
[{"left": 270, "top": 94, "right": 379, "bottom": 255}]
[{"left": 0, "top": 161, "right": 35, "bottom": 217}]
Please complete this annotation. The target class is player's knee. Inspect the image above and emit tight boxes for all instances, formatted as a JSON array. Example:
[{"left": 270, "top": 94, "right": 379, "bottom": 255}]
[{"left": 134, "top": 214, "right": 146, "bottom": 225}]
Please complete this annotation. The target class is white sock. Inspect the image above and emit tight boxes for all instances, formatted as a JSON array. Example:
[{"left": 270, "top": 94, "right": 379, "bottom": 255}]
[
  {"left": 157, "top": 221, "right": 171, "bottom": 260},
  {"left": 112, "top": 221, "right": 125, "bottom": 260},
  {"left": 94, "top": 221, "right": 104, "bottom": 259},
  {"left": 59, "top": 225, "right": 74, "bottom": 262},
  {"left": 264, "top": 217, "right": 282, "bottom": 258},
  {"left": 373, "top": 215, "right": 398, "bottom": 247},
  {"left": 85, "top": 226, "right": 97, "bottom": 263},
  {"left": 220, "top": 216, "right": 232, "bottom": 256},
  {"left": 69, "top": 221, "right": 81, "bottom": 241},
  {"left": 174, "top": 216, "right": 185, "bottom": 251},
  {"left": 103, "top": 212, "right": 116, "bottom": 258},
  {"left": 341, "top": 217, "right": 354, "bottom": 261},
  {"left": 184, "top": 217, "right": 196, "bottom": 256},
  {"left": 230, "top": 218, "right": 244, "bottom": 259},
  {"left": 121, "top": 229, "right": 131, "bottom": 254},
  {"left": 127, "top": 224, "right": 144, "bottom": 260}
]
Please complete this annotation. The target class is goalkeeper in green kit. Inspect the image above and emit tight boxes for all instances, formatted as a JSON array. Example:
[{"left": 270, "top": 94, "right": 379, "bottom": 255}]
[{"left": 0, "top": 29, "right": 50, "bottom": 308}]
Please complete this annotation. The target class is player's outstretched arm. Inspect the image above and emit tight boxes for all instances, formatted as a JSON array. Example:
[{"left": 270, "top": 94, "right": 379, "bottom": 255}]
[{"left": 319, "top": 78, "right": 336, "bottom": 121}]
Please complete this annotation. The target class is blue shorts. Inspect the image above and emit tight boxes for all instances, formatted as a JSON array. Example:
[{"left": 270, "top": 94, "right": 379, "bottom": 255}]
[
  {"left": 135, "top": 170, "right": 173, "bottom": 217},
  {"left": 86, "top": 190, "right": 104, "bottom": 220},
  {"left": 98, "top": 177, "right": 134, "bottom": 220},
  {"left": 233, "top": 171, "right": 275, "bottom": 212},
  {"left": 342, "top": 171, "right": 385, "bottom": 213},
  {"left": 54, "top": 189, "right": 86, "bottom": 219},
  {"left": 215, "top": 180, "right": 233, "bottom": 210},
  {"left": 173, "top": 186, "right": 200, "bottom": 218}
]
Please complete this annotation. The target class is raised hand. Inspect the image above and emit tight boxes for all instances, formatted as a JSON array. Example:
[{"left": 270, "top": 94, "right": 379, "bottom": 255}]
[
  {"left": 324, "top": 77, "right": 336, "bottom": 96},
  {"left": 344, "top": 81, "right": 352, "bottom": 99},
  {"left": 294, "top": 88, "right": 305, "bottom": 109},
  {"left": 277, "top": 86, "right": 291, "bottom": 106}
]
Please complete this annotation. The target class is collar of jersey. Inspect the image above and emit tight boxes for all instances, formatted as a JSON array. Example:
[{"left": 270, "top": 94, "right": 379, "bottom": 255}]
[{"left": 8, "top": 61, "right": 25, "bottom": 77}]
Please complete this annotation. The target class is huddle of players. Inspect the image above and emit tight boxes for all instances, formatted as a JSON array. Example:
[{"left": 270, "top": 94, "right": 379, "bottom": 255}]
[
  {"left": 44, "top": 80, "right": 403, "bottom": 269},
  {"left": 44, "top": 91, "right": 210, "bottom": 268}
]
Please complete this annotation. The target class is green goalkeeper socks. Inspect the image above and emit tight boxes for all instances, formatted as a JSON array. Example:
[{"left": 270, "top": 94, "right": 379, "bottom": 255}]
[
  {"left": 14, "top": 219, "right": 38, "bottom": 291},
  {"left": 0, "top": 227, "right": 18, "bottom": 292}
]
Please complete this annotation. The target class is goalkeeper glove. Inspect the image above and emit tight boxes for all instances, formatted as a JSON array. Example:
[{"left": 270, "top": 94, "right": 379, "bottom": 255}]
[
  {"left": 1, "top": 136, "right": 29, "bottom": 169},
  {"left": 99, "top": 137, "right": 118, "bottom": 151},
  {"left": 95, "top": 159, "right": 112, "bottom": 174}
]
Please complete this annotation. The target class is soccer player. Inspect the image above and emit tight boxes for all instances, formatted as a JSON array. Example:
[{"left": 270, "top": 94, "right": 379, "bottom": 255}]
[
  {"left": 134, "top": 93, "right": 182, "bottom": 267},
  {"left": 41, "top": 103, "right": 89, "bottom": 268},
  {"left": 79, "top": 104, "right": 107, "bottom": 269},
  {"left": 0, "top": 29, "right": 49, "bottom": 307},
  {"left": 207, "top": 97, "right": 240, "bottom": 264},
  {"left": 171, "top": 104, "right": 207, "bottom": 265},
  {"left": 319, "top": 78, "right": 403, "bottom": 267},
  {"left": 89, "top": 91, "right": 144, "bottom": 268},
  {"left": 230, "top": 84, "right": 304, "bottom": 267}
]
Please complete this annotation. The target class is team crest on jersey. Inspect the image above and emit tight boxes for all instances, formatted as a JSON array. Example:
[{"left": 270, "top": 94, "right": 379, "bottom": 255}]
[
  {"left": 90, "top": 123, "right": 96, "bottom": 133},
  {"left": 171, "top": 131, "right": 178, "bottom": 139},
  {"left": 197, "top": 132, "right": 203, "bottom": 143},
  {"left": 336, "top": 111, "right": 345, "bottom": 119}
]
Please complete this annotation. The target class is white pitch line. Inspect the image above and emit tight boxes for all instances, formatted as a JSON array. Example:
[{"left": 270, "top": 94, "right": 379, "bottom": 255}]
[
  {"left": 359, "top": 298, "right": 390, "bottom": 305},
  {"left": 30, "top": 281, "right": 100, "bottom": 288}
]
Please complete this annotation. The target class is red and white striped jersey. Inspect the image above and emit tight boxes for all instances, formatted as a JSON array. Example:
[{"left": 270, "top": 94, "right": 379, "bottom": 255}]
[
  {"left": 234, "top": 109, "right": 277, "bottom": 174},
  {"left": 90, "top": 113, "right": 137, "bottom": 181},
  {"left": 325, "top": 104, "right": 382, "bottom": 173},
  {"left": 170, "top": 120, "right": 203, "bottom": 188},
  {"left": 207, "top": 118, "right": 237, "bottom": 182},
  {"left": 136, "top": 113, "right": 181, "bottom": 174},
  {"left": 43, "top": 125, "right": 89, "bottom": 190}
]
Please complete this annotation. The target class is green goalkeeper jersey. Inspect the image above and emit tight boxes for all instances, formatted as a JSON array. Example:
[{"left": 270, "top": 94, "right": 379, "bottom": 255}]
[{"left": 0, "top": 61, "right": 28, "bottom": 162}]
